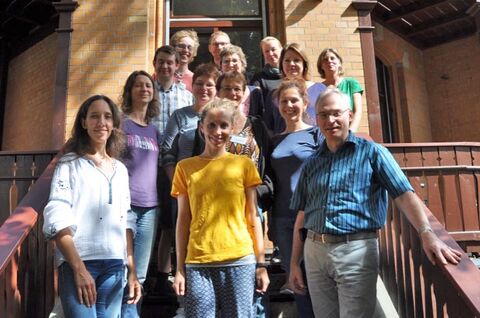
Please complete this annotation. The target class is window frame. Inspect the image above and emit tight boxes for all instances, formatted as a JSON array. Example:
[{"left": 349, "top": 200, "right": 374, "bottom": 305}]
[{"left": 164, "top": 0, "right": 267, "bottom": 45}]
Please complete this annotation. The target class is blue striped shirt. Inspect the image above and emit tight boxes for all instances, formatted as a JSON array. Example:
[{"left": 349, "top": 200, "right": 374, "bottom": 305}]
[
  {"left": 150, "top": 82, "right": 194, "bottom": 143},
  {"left": 290, "top": 132, "right": 413, "bottom": 234}
]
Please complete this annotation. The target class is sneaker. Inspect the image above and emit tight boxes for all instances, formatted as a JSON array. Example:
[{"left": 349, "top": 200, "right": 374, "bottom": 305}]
[{"left": 271, "top": 246, "right": 281, "bottom": 263}]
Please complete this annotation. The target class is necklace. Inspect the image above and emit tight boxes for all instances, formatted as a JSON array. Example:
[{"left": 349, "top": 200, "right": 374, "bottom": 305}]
[{"left": 174, "top": 71, "right": 184, "bottom": 79}]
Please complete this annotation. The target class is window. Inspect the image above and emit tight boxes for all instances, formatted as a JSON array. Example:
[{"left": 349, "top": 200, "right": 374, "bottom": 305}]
[{"left": 166, "top": 0, "right": 267, "bottom": 74}]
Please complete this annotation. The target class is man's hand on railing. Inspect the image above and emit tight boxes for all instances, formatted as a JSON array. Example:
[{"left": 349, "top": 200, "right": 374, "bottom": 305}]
[
  {"left": 394, "top": 191, "right": 463, "bottom": 266},
  {"left": 420, "top": 230, "right": 463, "bottom": 265}
]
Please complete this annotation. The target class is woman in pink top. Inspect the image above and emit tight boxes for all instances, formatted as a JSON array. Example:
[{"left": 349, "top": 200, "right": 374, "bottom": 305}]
[{"left": 170, "top": 30, "right": 200, "bottom": 92}]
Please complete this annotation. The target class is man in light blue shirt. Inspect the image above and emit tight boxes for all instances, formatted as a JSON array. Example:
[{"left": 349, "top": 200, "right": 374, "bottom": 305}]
[
  {"left": 151, "top": 45, "right": 194, "bottom": 142},
  {"left": 289, "top": 88, "right": 462, "bottom": 318},
  {"left": 150, "top": 45, "right": 194, "bottom": 296}
]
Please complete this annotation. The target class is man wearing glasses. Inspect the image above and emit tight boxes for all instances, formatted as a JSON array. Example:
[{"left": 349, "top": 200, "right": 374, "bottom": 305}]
[
  {"left": 289, "top": 88, "right": 462, "bottom": 318},
  {"left": 208, "top": 30, "right": 231, "bottom": 68},
  {"left": 170, "top": 30, "right": 200, "bottom": 92}
]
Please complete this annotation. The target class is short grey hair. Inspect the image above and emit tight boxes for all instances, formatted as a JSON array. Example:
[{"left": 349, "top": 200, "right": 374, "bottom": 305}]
[{"left": 315, "top": 88, "right": 350, "bottom": 113}]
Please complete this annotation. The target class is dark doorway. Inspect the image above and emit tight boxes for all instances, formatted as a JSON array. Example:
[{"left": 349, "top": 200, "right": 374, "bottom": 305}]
[{"left": 376, "top": 57, "right": 398, "bottom": 143}]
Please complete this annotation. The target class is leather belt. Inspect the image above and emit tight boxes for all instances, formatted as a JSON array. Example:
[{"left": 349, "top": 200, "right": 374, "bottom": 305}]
[{"left": 307, "top": 230, "right": 377, "bottom": 244}]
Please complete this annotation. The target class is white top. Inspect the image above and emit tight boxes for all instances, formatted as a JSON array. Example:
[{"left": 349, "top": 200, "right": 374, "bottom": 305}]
[{"left": 43, "top": 153, "right": 137, "bottom": 266}]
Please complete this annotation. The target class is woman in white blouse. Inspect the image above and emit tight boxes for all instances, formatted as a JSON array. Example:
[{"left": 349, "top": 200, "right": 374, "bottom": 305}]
[{"left": 43, "top": 95, "right": 141, "bottom": 317}]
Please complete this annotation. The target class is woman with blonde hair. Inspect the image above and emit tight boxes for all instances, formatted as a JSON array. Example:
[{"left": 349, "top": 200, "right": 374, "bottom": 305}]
[
  {"left": 170, "top": 29, "right": 200, "bottom": 92},
  {"left": 251, "top": 36, "right": 283, "bottom": 103},
  {"left": 173, "top": 99, "right": 269, "bottom": 317}
]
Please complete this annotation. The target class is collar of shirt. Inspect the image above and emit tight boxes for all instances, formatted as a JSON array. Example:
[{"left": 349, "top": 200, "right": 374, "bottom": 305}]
[
  {"left": 319, "top": 130, "right": 358, "bottom": 155},
  {"left": 156, "top": 81, "right": 184, "bottom": 93}
]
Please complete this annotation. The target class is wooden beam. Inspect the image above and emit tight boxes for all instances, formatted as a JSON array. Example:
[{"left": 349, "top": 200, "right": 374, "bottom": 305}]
[
  {"left": 467, "top": 0, "right": 480, "bottom": 41},
  {"left": 384, "top": 0, "right": 452, "bottom": 23},
  {"left": 352, "top": 1, "right": 384, "bottom": 142},
  {"left": 51, "top": 0, "right": 78, "bottom": 150},
  {"left": 406, "top": 14, "right": 472, "bottom": 38},
  {"left": 0, "top": 41, "right": 8, "bottom": 149}
]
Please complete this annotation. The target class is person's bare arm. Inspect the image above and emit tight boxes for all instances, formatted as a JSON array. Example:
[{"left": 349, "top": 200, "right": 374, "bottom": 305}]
[
  {"left": 164, "top": 165, "right": 175, "bottom": 182},
  {"left": 173, "top": 193, "right": 191, "bottom": 296},
  {"left": 394, "top": 191, "right": 462, "bottom": 265},
  {"left": 125, "top": 229, "right": 142, "bottom": 304},
  {"left": 289, "top": 211, "right": 307, "bottom": 294},
  {"left": 245, "top": 186, "right": 270, "bottom": 293},
  {"left": 349, "top": 92, "right": 362, "bottom": 133},
  {"left": 54, "top": 228, "right": 96, "bottom": 307}
]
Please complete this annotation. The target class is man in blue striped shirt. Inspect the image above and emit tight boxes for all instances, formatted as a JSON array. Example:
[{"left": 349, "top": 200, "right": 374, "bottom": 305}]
[{"left": 289, "top": 88, "right": 462, "bottom": 318}]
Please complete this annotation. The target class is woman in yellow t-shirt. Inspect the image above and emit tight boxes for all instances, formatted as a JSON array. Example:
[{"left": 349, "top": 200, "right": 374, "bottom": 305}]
[{"left": 171, "top": 99, "right": 270, "bottom": 317}]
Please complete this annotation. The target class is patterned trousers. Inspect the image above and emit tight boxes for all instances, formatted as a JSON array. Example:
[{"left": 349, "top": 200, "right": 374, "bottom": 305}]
[{"left": 185, "top": 263, "right": 256, "bottom": 318}]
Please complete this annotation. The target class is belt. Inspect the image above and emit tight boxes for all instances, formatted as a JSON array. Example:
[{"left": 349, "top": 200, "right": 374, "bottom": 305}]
[{"left": 307, "top": 230, "right": 377, "bottom": 244}]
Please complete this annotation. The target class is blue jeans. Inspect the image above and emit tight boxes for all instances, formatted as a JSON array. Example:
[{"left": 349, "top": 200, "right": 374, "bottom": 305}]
[
  {"left": 121, "top": 206, "right": 159, "bottom": 318},
  {"left": 271, "top": 217, "right": 314, "bottom": 317},
  {"left": 270, "top": 216, "right": 294, "bottom": 273},
  {"left": 304, "top": 237, "right": 379, "bottom": 318},
  {"left": 59, "top": 259, "right": 125, "bottom": 318}
]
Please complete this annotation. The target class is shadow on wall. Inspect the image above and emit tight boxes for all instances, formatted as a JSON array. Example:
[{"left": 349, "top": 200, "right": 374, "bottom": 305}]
[
  {"left": 68, "top": 0, "right": 150, "bottom": 120},
  {"left": 341, "top": 3, "right": 358, "bottom": 18},
  {"left": 284, "top": 0, "right": 322, "bottom": 26}
]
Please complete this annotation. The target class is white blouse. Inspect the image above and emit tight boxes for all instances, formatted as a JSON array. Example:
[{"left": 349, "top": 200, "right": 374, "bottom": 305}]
[{"left": 43, "top": 153, "right": 136, "bottom": 266}]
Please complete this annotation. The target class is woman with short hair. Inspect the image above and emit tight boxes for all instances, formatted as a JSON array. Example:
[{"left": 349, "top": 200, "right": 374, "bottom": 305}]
[{"left": 170, "top": 29, "right": 200, "bottom": 92}]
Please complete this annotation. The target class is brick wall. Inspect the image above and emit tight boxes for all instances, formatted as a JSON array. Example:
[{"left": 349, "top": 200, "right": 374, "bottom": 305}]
[
  {"left": 3, "top": 34, "right": 57, "bottom": 151},
  {"left": 424, "top": 35, "right": 480, "bottom": 142},
  {"left": 283, "top": 0, "right": 369, "bottom": 133},
  {"left": 373, "top": 22, "right": 432, "bottom": 142},
  {"left": 66, "top": 0, "right": 158, "bottom": 138}
]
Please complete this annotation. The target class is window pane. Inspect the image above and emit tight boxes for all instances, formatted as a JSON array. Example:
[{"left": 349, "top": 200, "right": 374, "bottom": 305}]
[
  {"left": 172, "top": 0, "right": 260, "bottom": 17},
  {"left": 171, "top": 28, "right": 263, "bottom": 75}
]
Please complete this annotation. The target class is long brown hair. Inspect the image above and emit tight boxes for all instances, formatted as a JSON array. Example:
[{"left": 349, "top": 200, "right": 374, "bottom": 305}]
[{"left": 64, "top": 95, "right": 126, "bottom": 158}]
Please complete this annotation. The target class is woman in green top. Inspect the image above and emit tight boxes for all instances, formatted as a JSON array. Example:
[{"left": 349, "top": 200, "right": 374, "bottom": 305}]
[{"left": 317, "top": 48, "right": 364, "bottom": 132}]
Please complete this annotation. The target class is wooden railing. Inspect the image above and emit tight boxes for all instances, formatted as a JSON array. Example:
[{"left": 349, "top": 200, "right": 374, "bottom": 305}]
[
  {"left": 388, "top": 142, "right": 480, "bottom": 252},
  {"left": 381, "top": 142, "right": 480, "bottom": 317},
  {"left": 0, "top": 151, "right": 58, "bottom": 318},
  {"left": 1, "top": 143, "right": 480, "bottom": 317}
]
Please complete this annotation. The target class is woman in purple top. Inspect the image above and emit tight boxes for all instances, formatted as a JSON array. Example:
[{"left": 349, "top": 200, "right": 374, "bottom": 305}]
[
  {"left": 268, "top": 79, "right": 322, "bottom": 318},
  {"left": 263, "top": 43, "right": 326, "bottom": 134},
  {"left": 120, "top": 70, "right": 161, "bottom": 318}
]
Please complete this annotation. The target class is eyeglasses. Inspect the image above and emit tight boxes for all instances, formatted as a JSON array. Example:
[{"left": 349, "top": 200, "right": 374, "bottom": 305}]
[
  {"left": 316, "top": 109, "right": 349, "bottom": 120},
  {"left": 221, "top": 86, "right": 243, "bottom": 93},
  {"left": 176, "top": 43, "right": 193, "bottom": 51}
]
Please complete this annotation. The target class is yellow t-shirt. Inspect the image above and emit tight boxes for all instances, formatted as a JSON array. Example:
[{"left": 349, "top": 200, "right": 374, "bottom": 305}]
[{"left": 171, "top": 152, "right": 262, "bottom": 263}]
